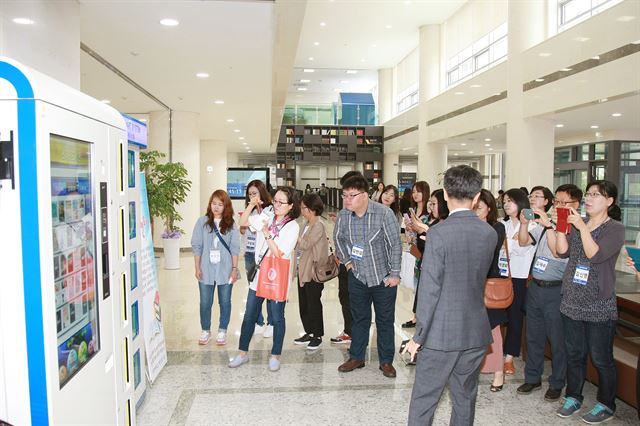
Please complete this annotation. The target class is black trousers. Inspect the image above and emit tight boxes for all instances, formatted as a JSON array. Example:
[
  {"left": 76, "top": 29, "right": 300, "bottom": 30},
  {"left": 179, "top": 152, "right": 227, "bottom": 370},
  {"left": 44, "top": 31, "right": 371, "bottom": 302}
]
[
  {"left": 504, "top": 277, "right": 527, "bottom": 357},
  {"left": 297, "top": 279, "right": 325, "bottom": 337},
  {"left": 338, "top": 264, "right": 352, "bottom": 335}
]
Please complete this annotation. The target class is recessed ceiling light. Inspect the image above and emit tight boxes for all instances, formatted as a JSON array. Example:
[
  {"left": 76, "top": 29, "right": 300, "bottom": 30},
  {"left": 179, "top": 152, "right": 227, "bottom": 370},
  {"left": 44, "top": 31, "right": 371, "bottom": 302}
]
[
  {"left": 303, "top": 69, "right": 315, "bottom": 73},
  {"left": 371, "top": 44, "right": 377, "bottom": 48},
  {"left": 214, "top": 100, "right": 224, "bottom": 104},
  {"left": 402, "top": 147, "right": 411, "bottom": 151},
  {"left": 12, "top": 18, "right": 35, "bottom": 25},
  {"left": 242, "top": 142, "right": 247, "bottom": 145},
  {"left": 404, "top": 0, "right": 411, "bottom": 4},
  {"left": 333, "top": 88, "right": 341, "bottom": 92},
  {"left": 538, "top": 52, "right": 552, "bottom": 57},
  {"left": 590, "top": 125, "right": 599, "bottom": 129},
  {"left": 574, "top": 36, "right": 590, "bottom": 42},
  {"left": 196, "top": 72, "right": 209, "bottom": 78},
  {"left": 489, "top": 148, "right": 493, "bottom": 151},
  {"left": 300, "top": 79, "right": 311, "bottom": 83},
  {"left": 346, "top": 70, "right": 357, "bottom": 74},
  {"left": 535, "top": 78, "right": 545, "bottom": 82},
  {"left": 160, "top": 18, "right": 179, "bottom": 26},
  {"left": 239, "top": 136, "right": 245, "bottom": 140},
  {"left": 234, "top": 129, "right": 241, "bottom": 133},
  {"left": 591, "top": 56, "right": 600, "bottom": 60},
  {"left": 454, "top": 92, "right": 464, "bottom": 95},
  {"left": 470, "top": 84, "right": 482, "bottom": 88},
  {"left": 600, "top": 98, "right": 608, "bottom": 102},
  {"left": 313, "top": 41, "right": 320, "bottom": 46},
  {"left": 308, "top": 57, "right": 314, "bottom": 61},
  {"left": 360, "top": 58, "right": 366, "bottom": 63},
  {"left": 414, "top": 152, "right": 419, "bottom": 155},
  {"left": 461, "top": 143, "right": 467, "bottom": 146},
  {"left": 298, "top": 87, "right": 308, "bottom": 91},
  {"left": 484, "top": 143, "right": 491, "bottom": 147},
  {"left": 320, "top": 22, "right": 326, "bottom": 27},
  {"left": 340, "top": 80, "right": 348, "bottom": 84},
  {"left": 484, "top": 138, "right": 491, "bottom": 142},
  {"left": 385, "top": 24, "right": 392, "bottom": 29},
  {"left": 616, "top": 16, "right": 636, "bottom": 22},
  {"left": 560, "top": 68, "right": 572, "bottom": 72},
  {"left": 248, "top": 150, "right": 252, "bottom": 153},
  {"left": 555, "top": 124, "right": 564, "bottom": 128},
  {"left": 469, "top": 151, "right": 474, "bottom": 154},
  {"left": 226, "top": 118, "right": 234, "bottom": 123},
  {"left": 454, "top": 153, "right": 459, "bottom": 156},
  {"left": 100, "top": 99, "right": 111, "bottom": 104},
  {"left": 611, "top": 113, "right": 622, "bottom": 117}
]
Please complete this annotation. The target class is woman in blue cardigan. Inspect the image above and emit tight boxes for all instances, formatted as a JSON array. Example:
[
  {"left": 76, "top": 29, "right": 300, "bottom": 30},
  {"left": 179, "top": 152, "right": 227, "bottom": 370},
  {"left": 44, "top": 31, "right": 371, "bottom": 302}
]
[{"left": 191, "top": 189, "right": 241, "bottom": 346}]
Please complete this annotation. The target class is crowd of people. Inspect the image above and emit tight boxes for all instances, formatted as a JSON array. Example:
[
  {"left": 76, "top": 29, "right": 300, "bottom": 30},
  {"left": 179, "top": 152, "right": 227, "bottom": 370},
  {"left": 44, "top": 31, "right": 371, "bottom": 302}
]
[{"left": 190, "top": 166, "right": 634, "bottom": 425}]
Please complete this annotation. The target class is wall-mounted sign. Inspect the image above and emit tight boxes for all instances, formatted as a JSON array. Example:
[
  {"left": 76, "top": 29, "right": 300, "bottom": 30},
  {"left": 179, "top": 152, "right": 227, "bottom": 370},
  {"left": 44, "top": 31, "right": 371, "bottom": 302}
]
[{"left": 122, "top": 114, "right": 148, "bottom": 148}]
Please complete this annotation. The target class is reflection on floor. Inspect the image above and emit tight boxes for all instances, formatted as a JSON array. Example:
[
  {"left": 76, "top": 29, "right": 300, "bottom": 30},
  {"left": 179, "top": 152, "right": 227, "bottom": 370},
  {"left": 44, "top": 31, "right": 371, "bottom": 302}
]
[{"left": 137, "top": 252, "right": 638, "bottom": 425}]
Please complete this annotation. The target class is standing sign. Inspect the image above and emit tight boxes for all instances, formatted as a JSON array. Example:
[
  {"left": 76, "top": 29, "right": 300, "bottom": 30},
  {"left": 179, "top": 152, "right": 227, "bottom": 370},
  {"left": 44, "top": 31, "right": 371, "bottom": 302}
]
[
  {"left": 139, "top": 172, "right": 167, "bottom": 383},
  {"left": 397, "top": 172, "right": 417, "bottom": 195}
]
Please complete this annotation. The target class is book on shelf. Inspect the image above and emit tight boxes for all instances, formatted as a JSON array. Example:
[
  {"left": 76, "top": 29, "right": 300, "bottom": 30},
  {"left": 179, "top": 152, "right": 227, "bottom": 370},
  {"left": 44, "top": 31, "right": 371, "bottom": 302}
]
[
  {"left": 312, "top": 128, "right": 320, "bottom": 135},
  {"left": 339, "top": 129, "right": 348, "bottom": 136},
  {"left": 285, "top": 128, "right": 294, "bottom": 135},
  {"left": 330, "top": 137, "right": 336, "bottom": 144},
  {"left": 330, "top": 129, "right": 337, "bottom": 136},
  {"left": 304, "top": 128, "right": 311, "bottom": 135}
]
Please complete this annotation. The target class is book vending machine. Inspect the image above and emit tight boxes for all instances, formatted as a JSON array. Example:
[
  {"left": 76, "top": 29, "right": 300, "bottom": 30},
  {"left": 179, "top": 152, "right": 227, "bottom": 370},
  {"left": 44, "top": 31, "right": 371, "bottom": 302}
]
[{"left": 0, "top": 57, "right": 137, "bottom": 425}]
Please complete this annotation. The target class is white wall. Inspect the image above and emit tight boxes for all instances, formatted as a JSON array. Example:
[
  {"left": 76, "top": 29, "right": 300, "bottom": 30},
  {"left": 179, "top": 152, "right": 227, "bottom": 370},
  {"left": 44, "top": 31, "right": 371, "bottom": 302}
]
[
  {"left": 0, "top": 1, "right": 80, "bottom": 88},
  {"left": 200, "top": 140, "right": 228, "bottom": 213},
  {"left": 394, "top": 48, "right": 419, "bottom": 97}
]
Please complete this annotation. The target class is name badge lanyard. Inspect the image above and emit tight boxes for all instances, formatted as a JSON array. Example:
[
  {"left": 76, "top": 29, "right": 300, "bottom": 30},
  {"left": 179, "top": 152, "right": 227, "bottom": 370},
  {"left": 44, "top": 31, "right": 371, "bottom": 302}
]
[{"left": 351, "top": 213, "right": 367, "bottom": 260}]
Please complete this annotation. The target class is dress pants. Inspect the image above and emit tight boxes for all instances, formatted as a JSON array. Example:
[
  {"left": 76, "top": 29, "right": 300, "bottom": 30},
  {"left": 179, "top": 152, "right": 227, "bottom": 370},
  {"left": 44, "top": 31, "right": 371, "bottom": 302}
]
[
  {"left": 504, "top": 277, "right": 527, "bottom": 357},
  {"left": 337, "top": 264, "right": 352, "bottom": 335},
  {"left": 297, "top": 279, "right": 324, "bottom": 337}
]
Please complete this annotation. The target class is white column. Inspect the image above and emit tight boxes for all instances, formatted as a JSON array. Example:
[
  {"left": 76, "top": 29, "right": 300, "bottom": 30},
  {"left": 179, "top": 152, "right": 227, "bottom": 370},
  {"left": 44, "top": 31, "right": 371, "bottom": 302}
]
[
  {"left": 383, "top": 153, "right": 399, "bottom": 186},
  {"left": 418, "top": 24, "right": 447, "bottom": 187},
  {"left": 0, "top": 1, "right": 80, "bottom": 88},
  {"left": 148, "top": 110, "right": 201, "bottom": 248},
  {"left": 200, "top": 140, "right": 228, "bottom": 212},
  {"left": 377, "top": 67, "right": 394, "bottom": 124},
  {"left": 505, "top": 1, "right": 554, "bottom": 189}
]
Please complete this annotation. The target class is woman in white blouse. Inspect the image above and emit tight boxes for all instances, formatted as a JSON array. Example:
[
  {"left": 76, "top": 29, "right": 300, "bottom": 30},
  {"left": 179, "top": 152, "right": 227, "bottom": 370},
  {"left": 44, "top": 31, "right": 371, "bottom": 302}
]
[
  {"left": 229, "top": 186, "right": 301, "bottom": 372},
  {"left": 501, "top": 188, "right": 537, "bottom": 376}
]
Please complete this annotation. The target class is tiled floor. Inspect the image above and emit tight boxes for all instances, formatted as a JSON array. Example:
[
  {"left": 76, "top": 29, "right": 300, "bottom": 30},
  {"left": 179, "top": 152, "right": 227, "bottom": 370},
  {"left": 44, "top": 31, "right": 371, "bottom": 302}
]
[{"left": 137, "top": 249, "right": 639, "bottom": 426}]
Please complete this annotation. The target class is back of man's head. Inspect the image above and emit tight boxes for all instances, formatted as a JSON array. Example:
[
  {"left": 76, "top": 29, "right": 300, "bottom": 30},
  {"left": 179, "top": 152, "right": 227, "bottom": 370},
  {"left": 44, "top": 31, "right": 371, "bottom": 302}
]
[
  {"left": 342, "top": 175, "right": 369, "bottom": 193},
  {"left": 443, "top": 165, "right": 482, "bottom": 200},
  {"left": 340, "top": 170, "right": 363, "bottom": 186},
  {"left": 555, "top": 183, "right": 583, "bottom": 202}
]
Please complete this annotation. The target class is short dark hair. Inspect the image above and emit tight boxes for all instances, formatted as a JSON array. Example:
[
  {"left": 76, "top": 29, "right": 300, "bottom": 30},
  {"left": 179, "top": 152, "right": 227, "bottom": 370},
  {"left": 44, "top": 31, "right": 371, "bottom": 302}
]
[
  {"left": 340, "top": 170, "right": 363, "bottom": 186},
  {"left": 342, "top": 175, "right": 369, "bottom": 193},
  {"left": 430, "top": 189, "right": 449, "bottom": 220},
  {"left": 530, "top": 185, "right": 554, "bottom": 212},
  {"left": 477, "top": 189, "right": 498, "bottom": 225},
  {"left": 443, "top": 165, "right": 483, "bottom": 200},
  {"left": 555, "top": 184, "right": 583, "bottom": 203},
  {"left": 275, "top": 186, "right": 301, "bottom": 219},
  {"left": 301, "top": 193, "right": 324, "bottom": 216},
  {"left": 586, "top": 180, "right": 621, "bottom": 221},
  {"left": 504, "top": 188, "right": 530, "bottom": 217},
  {"left": 519, "top": 186, "right": 529, "bottom": 196}
]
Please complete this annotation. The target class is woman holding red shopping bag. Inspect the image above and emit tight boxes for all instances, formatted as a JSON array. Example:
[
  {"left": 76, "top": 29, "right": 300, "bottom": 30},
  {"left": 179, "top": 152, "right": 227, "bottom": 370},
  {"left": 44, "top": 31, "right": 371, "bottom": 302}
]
[{"left": 230, "top": 186, "right": 300, "bottom": 372}]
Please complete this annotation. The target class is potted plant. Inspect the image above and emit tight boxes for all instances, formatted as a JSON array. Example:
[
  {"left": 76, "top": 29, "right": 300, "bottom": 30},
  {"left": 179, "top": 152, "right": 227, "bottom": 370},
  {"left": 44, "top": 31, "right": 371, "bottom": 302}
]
[{"left": 140, "top": 150, "right": 192, "bottom": 270}]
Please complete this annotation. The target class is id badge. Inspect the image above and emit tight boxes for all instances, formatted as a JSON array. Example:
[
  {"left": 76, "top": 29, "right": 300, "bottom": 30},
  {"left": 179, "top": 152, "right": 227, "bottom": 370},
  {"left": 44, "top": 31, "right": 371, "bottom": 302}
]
[
  {"left": 498, "top": 255, "right": 508, "bottom": 277},
  {"left": 533, "top": 256, "right": 550, "bottom": 274},
  {"left": 351, "top": 244, "right": 364, "bottom": 260},
  {"left": 209, "top": 249, "right": 221, "bottom": 264},
  {"left": 573, "top": 265, "right": 589, "bottom": 286}
]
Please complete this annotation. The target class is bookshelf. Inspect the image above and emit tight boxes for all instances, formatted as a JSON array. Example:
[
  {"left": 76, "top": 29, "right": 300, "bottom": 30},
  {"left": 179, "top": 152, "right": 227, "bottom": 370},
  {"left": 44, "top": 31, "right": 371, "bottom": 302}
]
[{"left": 276, "top": 124, "right": 384, "bottom": 189}]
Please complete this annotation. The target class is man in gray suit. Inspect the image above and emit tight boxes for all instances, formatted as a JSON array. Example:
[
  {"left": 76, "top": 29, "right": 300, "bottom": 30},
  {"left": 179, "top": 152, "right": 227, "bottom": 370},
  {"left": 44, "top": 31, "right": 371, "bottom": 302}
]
[{"left": 405, "top": 165, "right": 497, "bottom": 426}]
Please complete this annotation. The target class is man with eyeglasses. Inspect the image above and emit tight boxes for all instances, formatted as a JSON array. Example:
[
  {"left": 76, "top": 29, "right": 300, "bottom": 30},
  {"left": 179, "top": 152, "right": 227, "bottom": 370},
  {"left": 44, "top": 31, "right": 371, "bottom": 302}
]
[
  {"left": 516, "top": 184, "right": 583, "bottom": 401},
  {"left": 334, "top": 174, "right": 402, "bottom": 378}
]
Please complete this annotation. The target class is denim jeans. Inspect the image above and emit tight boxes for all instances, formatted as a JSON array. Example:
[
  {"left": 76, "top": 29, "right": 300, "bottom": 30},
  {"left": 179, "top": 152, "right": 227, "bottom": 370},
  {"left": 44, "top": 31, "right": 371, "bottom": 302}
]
[
  {"left": 562, "top": 313, "right": 617, "bottom": 412},
  {"left": 238, "top": 289, "right": 287, "bottom": 355},
  {"left": 348, "top": 271, "right": 397, "bottom": 364},
  {"left": 244, "top": 252, "right": 272, "bottom": 326},
  {"left": 198, "top": 281, "right": 233, "bottom": 331}
]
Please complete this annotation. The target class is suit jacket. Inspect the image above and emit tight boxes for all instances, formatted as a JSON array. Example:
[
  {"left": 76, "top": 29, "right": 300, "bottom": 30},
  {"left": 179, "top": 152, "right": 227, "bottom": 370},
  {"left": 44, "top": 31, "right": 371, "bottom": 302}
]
[
  {"left": 413, "top": 210, "right": 497, "bottom": 351},
  {"left": 295, "top": 219, "right": 328, "bottom": 284}
]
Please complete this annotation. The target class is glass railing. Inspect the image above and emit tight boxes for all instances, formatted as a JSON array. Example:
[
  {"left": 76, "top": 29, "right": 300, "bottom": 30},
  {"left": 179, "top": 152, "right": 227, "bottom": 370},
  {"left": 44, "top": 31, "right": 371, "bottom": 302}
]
[{"left": 282, "top": 103, "right": 377, "bottom": 126}]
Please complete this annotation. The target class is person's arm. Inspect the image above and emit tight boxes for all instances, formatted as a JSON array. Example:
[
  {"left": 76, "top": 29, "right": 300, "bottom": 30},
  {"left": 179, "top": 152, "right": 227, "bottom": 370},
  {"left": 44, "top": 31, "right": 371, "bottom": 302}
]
[
  {"left": 382, "top": 209, "right": 402, "bottom": 285},
  {"left": 261, "top": 223, "right": 284, "bottom": 258},
  {"left": 518, "top": 212, "right": 534, "bottom": 246},
  {"left": 239, "top": 200, "right": 260, "bottom": 227},
  {"left": 228, "top": 226, "right": 241, "bottom": 283},
  {"left": 334, "top": 214, "right": 354, "bottom": 269},
  {"left": 191, "top": 219, "right": 204, "bottom": 281},
  {"left": 587, "top": 221, "right": 625, "bottom": 263},
  {"left": 297, "top": 221, "right": 324, "bottom": 251},
  {"left": 555, "top": 230, "right": 570, "bottom": 258}
]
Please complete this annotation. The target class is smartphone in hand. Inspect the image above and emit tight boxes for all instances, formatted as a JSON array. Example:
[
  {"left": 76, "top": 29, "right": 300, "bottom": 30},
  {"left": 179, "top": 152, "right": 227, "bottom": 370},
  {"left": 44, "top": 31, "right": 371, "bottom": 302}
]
[{"left": 556, "top": 207, "right": 570, "bottom": 234}]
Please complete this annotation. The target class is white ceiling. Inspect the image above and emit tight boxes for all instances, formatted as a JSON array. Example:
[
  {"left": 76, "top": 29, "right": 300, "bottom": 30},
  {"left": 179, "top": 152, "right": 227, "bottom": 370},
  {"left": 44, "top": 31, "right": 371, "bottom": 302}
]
[
  {"left": 79, "top": 0, "right": 275, "bottom": 153},
  {"left": 289, "top": 67, "right": 378, "bottom": 104}
]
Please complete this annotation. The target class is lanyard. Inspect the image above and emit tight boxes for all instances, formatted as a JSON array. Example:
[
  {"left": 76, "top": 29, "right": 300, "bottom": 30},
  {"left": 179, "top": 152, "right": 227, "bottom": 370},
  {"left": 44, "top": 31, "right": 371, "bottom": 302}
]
[{"left": 351, "top": 212, "right": 367, "bottom": 243}]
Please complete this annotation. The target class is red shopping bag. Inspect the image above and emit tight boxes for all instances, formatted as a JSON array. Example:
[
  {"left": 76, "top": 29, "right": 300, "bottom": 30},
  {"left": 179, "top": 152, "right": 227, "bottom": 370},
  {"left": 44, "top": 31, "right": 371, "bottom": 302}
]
[{"left": 256, "top": 255, "right": 290, "bottom": 302}]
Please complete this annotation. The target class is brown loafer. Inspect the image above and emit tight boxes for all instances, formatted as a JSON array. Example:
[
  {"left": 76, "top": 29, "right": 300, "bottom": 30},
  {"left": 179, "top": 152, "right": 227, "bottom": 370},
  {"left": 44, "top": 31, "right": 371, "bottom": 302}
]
[
  {"left": 338, "top": 358, "right": 365, "bottom": 372},
  {"left": 379, "top": 363, "right": 396, "bottom": 378},
  {"left": 504, "top": 360, "right": 515, "bottom": 375}
]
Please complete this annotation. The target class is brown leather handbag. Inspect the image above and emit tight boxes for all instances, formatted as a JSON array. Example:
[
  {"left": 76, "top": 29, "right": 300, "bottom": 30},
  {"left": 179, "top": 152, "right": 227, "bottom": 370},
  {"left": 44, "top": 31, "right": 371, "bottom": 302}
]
[{"left": 484, "top": 240, "right": 514, "bottom": 309}]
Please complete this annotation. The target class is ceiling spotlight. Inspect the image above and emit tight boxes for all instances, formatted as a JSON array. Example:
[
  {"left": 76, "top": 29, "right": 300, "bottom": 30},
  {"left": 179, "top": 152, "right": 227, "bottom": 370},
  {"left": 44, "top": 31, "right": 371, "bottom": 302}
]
[
  {"left": 414, "top": 152, "right": 419, "bottom": 155},
  {"left": 560, "top": 68, "right": 572, "bottom": 72},
  {"left": 233, "top": 129, "right": 241, "bottom": 133},
  {"left": 247, "top": 150, "right": 252, "bottom": 153},
  {"left": 538, "top": 52, "right": 552, "bottom": 57},
  {"left": 484, "top": 144, "right": 491, "bottom": 147},
  {"left": 160, "top": 18, "right": 179, "bottom": 26},
  {"left": 308, "top": 57, "right": 314, "bottom": 61},
  {"left": 385, "top": 24, "right": 392, "bottom": 29},
  {"left": 460, "top": 143, "right": 467, "bottom": 146},
  {"left": 470, "top": 84, "right": 482, "bottom": 88},
  {"left": 484, "top": 138, "right": 491, "bottom": 142},
  {"left": 535, "top": 78, "right": 545, "bottom": 82},
  {"left": 489, "top": 148, "right": 493, "bottom": 151},
  {"left": 333, "top": 88, "right": 341, "bottom": 92},
  {"left": 360, "top": 58, "right": 366, "bottom": 63},
  {"left": 320, "top": 22, "right": 326, "bottom": 27},
  {"left": 340, "top": 80, "right": 348, "bottom": 84},
  {"left": 239, "top": 136, "right": 245, "bottom": 140},
  {"left": 616, "top": 16, "right": 636, "bottom": 22},
  {"left": 346, "top": 70, "right": 358, "bottom": 74},
  {"left": 611, "top": 113, "right": 622, "bottom": 117},
  {"left": 590, "top": 125, "right": 599, "bottom": 129},
  {"left": 371, "top": 44, "right": 377, "bottom": 48},
  {"left": 196, "top": 72, "right": 209, "bottom": 78},
  {"left": 591, "top": 56, "right": 600, "bottom": 60},
  {"left": 313, "top": 41, "right": 320, "bottom": 46},
  {"left": 469, "top": 151, "right": 474, "bottom": 154},
  {"left": 242, "top": 142, "right": 247, "bottom": 145},
  {"left": 555, "top": 124, "right": 564, "bottom": 128},
  {"left": 297, "top": 87, "right": 308, "bottom": 91},
  {"left": 600, "top": 98, "right": 608, "bottom": 102},
  {"left": 303, "top": 69, "right": 315, "bottom": 73},
  {"left": 12, "top": 18, "right": 35, "bottom": 25},
  {"left": 100, "top": 99, "right": 111, "bottom": 104},
  {"left": 226, "top": 118, "right": 234, "bottom": 122},
  {"left": 300, "top": 79, "right": 311, "bottom": 83},
  {"left": 454, "top": 153, "right": 459, "bottom": 156},
  {"left": 214, "top": 100, "right": 224, "bottom": 104},
  {"left": 454, "top": 92, "right": 464, "bottom": 95}
]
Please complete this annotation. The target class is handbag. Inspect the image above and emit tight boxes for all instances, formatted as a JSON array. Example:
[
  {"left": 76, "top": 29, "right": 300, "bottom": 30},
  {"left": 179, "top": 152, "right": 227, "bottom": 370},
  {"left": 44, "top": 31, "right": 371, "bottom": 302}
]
[
  {"left": 484, "top": 239, "right": 514, "bottom": 309},
  {"left": 247, "top": 248, "right": 267, "bottom": 282},
  {"left": 256, "top": 255, "right": 290, "bottom": 301},
  {"left": 409, "top": 244, "right": 422, "bottom": 260},
  {"left": 312, "top": 238, "right": 339, "bottom": 283}
]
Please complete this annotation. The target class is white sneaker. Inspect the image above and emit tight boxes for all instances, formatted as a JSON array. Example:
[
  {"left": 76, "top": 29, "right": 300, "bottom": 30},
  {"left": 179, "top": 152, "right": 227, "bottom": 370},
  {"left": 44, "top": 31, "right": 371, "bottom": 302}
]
[
  {"left": 254, "top": 324, "right": 265, "bottom": 335},
  {"left": 263, "top": 325, "right": 274, "bottom": 338},
  {"left": 216, "top": 331, "right": 227, "bottom": 346},
  {"left": 198, "top": 330, "right": 211, "bottom": 345},
  {"left": 268, "top": 356, "right": 280, "bottom": 372}
]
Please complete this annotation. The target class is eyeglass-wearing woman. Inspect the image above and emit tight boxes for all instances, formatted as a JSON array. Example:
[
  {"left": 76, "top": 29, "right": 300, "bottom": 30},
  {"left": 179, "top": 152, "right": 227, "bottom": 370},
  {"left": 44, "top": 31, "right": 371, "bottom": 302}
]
[
  {"left": 230, "top": 186, "right": 301, "bottom": 372},
  {"left": 554, "top": 181, "right": 624, "bottom": 423},
  {"left": 242, "top": 180, "right": 274, "bottom": 337},
  {"left": 191, "top": 190, "right": 240, "bottom": 346},
  {"left": 293, "top": 193, "right": 328, "bottom": 350}
]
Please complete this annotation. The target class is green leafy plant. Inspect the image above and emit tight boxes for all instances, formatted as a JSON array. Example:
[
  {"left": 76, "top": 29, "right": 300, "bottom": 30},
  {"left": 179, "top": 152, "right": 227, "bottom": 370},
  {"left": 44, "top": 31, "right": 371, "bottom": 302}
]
[{"left": 140, "top": 150, "right": 192, "bottom": 238}]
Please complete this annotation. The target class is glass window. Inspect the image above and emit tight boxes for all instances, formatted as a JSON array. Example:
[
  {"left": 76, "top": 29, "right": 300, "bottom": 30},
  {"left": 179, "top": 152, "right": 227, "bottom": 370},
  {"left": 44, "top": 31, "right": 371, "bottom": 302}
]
[
  {"left": 555, "top": 148, "right": 572, "bottom": 163},
  {"left": 130, "top": 252, "right": 138, "bottom": 290},
  {"left": 50, "top": 134, "right": 99, "bottom": 388},
  {"left": 594, "top": 143, "right": 608, "bottom": 160},
  {"left": 127, "top": 150, "right": 135, "bottom": 188},
  {"left": 559, "top": 0, "right": 624, "bottom": 30},
  {"left": 577, "top": 144, "right": 590, "bottom": 161},
  {"left": 475, "top": 50, "right": 490, "bottom": 70}
]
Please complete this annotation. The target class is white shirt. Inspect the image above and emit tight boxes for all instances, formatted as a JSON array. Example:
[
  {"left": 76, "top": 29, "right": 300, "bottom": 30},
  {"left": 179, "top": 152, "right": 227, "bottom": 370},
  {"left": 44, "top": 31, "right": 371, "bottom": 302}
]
[{"left": 500, "top": 218, "right": 537, "bottom": 279}]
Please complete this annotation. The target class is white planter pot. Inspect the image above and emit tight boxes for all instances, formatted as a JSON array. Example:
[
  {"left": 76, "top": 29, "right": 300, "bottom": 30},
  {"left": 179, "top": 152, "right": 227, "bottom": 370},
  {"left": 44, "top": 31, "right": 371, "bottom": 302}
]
[{"left": 162, "top": 237, "right": 181, "bottom": 270}]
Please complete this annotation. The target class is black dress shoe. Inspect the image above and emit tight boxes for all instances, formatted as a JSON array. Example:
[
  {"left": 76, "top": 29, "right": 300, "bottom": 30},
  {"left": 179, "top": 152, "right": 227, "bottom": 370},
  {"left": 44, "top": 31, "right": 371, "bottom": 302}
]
[
  {"left": 544, "top": 387, "right": 562, "bottom": 401},
  {"left": 401, "top": 320, "right": 416, "bottom": 328},
  {"left": 516, "top": 382, "right": 542, "bottom": 394}
]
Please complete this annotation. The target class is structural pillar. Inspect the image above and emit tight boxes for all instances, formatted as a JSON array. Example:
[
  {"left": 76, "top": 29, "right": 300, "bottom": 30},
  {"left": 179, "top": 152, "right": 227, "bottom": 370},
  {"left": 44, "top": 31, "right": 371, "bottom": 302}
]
[
  {"left": 505, "top": 1, "right": 554, "bottom": 189},
  {"left": 148, "top": 110, "right": 201, "bottom": 248},
  {"left": 418, "top": 24, "right": 448, "bottom": 187},
  {"left": 383, "top": 152, "right": 399, "bottom": 186},
  {"left": 377, "top": 67, "right": 394, "bottom": 124}
]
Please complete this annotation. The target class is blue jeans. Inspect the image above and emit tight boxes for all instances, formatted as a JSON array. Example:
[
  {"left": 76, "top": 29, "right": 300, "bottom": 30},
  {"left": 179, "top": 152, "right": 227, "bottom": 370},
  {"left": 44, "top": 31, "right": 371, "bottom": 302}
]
[
  {"left": 198, "top": 281, "right": 233, "bottom": 331},
  {"left": 244, "top": 252, "right": 272, "bottom": 326},
  {"left": 562, "top": 314, "right": 617, "bottom": 412},
  {"left": 348, "top": 271, "right": 397, "bottom": 364},
  {"left": 238, "top": 289, "right": 287, "bottom": 355}
]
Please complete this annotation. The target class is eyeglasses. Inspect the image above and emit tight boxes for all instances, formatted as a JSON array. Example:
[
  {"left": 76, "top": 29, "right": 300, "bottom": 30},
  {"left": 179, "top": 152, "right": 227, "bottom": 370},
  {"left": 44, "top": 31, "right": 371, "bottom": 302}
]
[
  {"left": 273, "top": 199, "right": 290, "bottom": 206},
  {"left": 341, "top": 192, "right": 365, "bottom": 200},
  {"left": 584, "top": 192, "right": 603, "bottom": 199},
  {"left": 248, "top": 191, "right": 260, "bottom": 197},
  {"left": 554, "top": 199, "right": 577, "bottom": 206}
]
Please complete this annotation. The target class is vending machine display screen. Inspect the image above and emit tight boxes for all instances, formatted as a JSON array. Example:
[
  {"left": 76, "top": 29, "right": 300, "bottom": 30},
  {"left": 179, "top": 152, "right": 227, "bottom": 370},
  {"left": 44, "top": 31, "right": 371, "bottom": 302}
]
[{"left": 50, "top": 135, "right": 100, "bottom": 387}]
